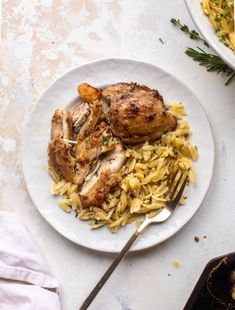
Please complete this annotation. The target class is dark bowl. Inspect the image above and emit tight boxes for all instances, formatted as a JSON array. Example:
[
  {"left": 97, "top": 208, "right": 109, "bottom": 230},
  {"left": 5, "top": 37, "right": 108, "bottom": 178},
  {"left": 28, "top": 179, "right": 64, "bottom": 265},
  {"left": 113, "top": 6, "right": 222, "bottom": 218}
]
[{"left": 184, "top": 252, "right": 235, "bottom": 310}]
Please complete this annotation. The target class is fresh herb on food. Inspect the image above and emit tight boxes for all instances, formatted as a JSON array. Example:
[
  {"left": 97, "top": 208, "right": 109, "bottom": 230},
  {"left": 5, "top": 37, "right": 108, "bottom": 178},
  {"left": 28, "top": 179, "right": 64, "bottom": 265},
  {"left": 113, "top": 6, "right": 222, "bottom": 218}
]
[
  {"left": 102, "top": 136, "right": 110, "bottom": 146},
  {"left": 170, "top": 18, "right": 209, "bottom": 47},
  {"left": 186, "top": 47, "right": 235, "bottom": 85}
]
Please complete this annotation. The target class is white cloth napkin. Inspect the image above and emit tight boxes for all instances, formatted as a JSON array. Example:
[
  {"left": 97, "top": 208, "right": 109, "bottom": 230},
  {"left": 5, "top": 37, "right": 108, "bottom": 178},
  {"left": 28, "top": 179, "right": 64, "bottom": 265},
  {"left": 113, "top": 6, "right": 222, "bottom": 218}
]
[{"left": 0, "top": 211, "right": 61, "bottom": 310}]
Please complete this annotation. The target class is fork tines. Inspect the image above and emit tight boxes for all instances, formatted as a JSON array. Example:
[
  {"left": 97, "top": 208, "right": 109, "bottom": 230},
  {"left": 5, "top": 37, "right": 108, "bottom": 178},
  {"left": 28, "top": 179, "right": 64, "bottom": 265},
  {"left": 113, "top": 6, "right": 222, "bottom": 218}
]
[{"left": 168, "top": 170, "right": 188, "bottom": 201}]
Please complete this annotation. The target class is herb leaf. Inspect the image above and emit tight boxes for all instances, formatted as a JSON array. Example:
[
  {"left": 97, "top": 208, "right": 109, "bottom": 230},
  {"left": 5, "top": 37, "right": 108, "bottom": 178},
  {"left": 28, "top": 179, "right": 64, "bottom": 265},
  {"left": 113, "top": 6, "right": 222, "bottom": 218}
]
[
  {"left": 170, "top": 18, "right": 209, "bottom": 47},
  {"left": 185, "top": 47, "right": 235, "bottom": 85},
  {"left": 102, "top": 136, "right": 110, "bottom": 146},
  {"left": 170, "top": 17, "right": 235, "bottom": 86}
]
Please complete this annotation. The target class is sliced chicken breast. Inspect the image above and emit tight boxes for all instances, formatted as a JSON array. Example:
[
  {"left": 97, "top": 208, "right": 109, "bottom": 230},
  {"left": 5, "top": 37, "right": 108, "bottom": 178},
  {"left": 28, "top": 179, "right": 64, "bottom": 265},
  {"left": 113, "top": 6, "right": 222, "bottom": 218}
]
[
  {"left": 80, "top": 142, "right": 126, "bottom": 206},
  {"left": 73, "top": 122, "right": 117, "bottom": 185},
  {"left": 73, "top": 83, "right": 102, "bottom": 142},
  {"left": 48, "top": 109, "right": 75, "bottom": 182},
  {"left": 51, "top": 109, "right": 73, "bottom": 140},
  {"left": 48, "top": 138, "right": 75, "bottom": 183}
]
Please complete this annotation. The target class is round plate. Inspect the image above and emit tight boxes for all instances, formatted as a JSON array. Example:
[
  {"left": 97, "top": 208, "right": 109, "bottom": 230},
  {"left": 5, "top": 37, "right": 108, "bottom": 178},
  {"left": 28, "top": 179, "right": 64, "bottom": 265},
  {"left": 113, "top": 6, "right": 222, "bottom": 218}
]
[
  {"left": 22, "top": 59, "right": 214, "bottom": 253},
  {"left": 185, "top": 0, "right": 235, "bottom": 71}
]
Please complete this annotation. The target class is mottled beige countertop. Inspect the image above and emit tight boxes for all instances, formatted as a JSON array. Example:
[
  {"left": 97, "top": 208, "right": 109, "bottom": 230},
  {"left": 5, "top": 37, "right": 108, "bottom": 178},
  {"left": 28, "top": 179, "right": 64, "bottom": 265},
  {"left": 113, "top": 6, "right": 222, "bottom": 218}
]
[{"left": 1, "top": 1, "right": 235, "bottom": 309}]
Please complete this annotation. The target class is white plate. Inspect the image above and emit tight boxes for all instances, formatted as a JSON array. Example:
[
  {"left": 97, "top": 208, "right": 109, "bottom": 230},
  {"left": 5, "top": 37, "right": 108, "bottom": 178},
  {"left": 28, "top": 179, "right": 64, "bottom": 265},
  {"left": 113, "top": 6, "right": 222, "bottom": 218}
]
[
  {"left": 22, "top": 59, "right": 214, "bottom": 253},
  {"left": 185, "top": 0, "right": 235, "bottom": 70}
]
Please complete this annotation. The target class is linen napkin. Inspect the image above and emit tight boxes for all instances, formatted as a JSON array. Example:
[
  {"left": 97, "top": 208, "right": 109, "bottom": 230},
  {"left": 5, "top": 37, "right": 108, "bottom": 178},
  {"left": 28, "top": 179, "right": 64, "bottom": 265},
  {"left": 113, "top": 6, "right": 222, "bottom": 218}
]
[{"left": 0, "top": 211, "right": 61, "bottom": 310}]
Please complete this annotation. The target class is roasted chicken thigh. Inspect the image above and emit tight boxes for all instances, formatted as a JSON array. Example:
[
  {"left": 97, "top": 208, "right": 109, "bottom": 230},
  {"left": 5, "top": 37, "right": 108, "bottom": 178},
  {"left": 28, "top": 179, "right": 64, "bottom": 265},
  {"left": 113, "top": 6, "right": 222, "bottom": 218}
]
[
  {"left": 80, "top": 142, "right": 126, "bottom": 206},
  {"left": 102, "top": 82, "right": 177, "bottom": 144}
]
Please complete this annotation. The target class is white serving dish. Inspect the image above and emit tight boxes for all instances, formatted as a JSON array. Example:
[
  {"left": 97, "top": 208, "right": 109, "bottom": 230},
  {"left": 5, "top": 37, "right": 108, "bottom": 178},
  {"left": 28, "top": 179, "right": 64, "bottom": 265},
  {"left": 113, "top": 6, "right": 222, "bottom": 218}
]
[{"left": 185, "top": 0, "right": 235, "bottom": 70}]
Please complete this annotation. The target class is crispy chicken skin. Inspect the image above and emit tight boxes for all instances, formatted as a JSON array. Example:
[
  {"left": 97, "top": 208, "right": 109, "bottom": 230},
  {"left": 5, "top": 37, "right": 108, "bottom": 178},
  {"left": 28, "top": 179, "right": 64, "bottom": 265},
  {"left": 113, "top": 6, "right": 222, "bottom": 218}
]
[
  {"left": 48, "top": 109, "right": 76, "bottom": 182},
  {"left": 48, "top": 138, "right": 75, "bottom": 183},
  {"left": 102, "top": 83, "right": 177, "bottom": 144},
  {"left": 77, "top": 83, "right": 101, "bottom": 102},
  {"left": 74, "top": 83, "right": 102, "bottom": 142}
]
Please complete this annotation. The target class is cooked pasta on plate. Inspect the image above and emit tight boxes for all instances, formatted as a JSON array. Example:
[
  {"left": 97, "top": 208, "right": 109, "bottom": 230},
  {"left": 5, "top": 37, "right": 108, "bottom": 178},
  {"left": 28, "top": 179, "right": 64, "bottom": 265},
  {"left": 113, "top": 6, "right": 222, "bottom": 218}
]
[{"left": 200, "top": 0, "right": 235, "bottom": 51}]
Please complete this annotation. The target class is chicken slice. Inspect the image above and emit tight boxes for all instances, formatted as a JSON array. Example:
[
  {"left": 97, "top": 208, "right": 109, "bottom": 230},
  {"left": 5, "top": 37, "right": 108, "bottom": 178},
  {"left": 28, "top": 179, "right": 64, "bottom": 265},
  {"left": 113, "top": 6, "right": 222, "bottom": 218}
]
[
  {"left": 51, "top": 109, "right": 73, "bottom": 140},
  {"left": 102, "top": 82, "right": 177, "bottom": 144},
  {"left": 77, "top": 83, "right": 101, "bottom": 102},
  {"left": 73, "top": 122, "right": 117, "bottom": 185},
  {"left": 48, "top": 109, "right": 76, "bottom": 182},
  {"left": 73, "top": 83, "right": 102, "bottom": 142},
  {"left": 72, "top": 102, "right": 90, "bottom": 134},
  {"left": 48, "top": 138, "right": 75, "bottom": 183},
  {"left": 80, "top": 142, "right": 126, "bottom": 207},
  {"left": 81, "top": 171, "right": 121, "bottom": 207},
  {"left": 121, "top": 130, "right": 172, "bottom": 144}
]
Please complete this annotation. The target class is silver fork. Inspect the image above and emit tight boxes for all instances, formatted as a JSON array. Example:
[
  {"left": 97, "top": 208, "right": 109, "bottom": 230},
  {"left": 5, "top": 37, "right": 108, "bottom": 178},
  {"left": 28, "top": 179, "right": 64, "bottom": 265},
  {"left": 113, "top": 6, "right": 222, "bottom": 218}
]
[{"left": 80, "top": 171, "right": 188, "bottom": 310}]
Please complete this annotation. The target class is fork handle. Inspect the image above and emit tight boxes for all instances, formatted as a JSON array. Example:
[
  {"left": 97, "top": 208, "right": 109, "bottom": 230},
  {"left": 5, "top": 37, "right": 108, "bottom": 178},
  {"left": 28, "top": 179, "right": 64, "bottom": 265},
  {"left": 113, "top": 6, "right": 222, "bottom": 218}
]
[{"left": 79, "top": 220, "right": 150, "bottom": 310}]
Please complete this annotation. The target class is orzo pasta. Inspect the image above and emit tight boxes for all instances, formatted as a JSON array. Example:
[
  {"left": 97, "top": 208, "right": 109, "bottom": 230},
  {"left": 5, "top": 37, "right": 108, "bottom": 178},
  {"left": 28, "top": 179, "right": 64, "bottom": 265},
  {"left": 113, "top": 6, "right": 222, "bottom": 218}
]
[{"left": 200, "top": 0, "right": 235, "bottom": 51}]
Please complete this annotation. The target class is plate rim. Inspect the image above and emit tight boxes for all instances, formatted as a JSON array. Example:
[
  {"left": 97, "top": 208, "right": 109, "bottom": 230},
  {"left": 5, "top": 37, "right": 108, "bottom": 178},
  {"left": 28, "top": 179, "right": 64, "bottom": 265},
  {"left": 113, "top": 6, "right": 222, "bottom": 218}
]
[
  {"left": 184, "top": 0, "right": 235, "bottom": 71},
  {"left": 21, "top": 58, "right": 215, "bottom": 253}
]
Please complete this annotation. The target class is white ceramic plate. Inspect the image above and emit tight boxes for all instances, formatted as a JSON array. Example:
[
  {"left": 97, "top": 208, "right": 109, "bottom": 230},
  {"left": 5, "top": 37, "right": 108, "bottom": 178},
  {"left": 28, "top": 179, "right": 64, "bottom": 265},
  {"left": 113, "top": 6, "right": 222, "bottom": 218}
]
[
  {"left": 22, "top": 59, "right": 214, "bottom": 253},
  {"left": 185, "top": 0, "right": 235, "bottom": 70}
]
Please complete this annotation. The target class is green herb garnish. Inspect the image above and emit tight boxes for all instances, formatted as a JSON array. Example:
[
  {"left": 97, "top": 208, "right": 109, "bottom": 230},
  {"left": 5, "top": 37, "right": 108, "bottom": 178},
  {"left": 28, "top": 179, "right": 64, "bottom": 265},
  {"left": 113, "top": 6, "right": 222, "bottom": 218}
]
[
  {"left": 185, "top": 47, "right": 235, "bottom": 85},
  {"left": 170, "top": 17, "right": 235, "bottom": 86},
  {"left": 170, "top": 18, "right": 209, "bottom": 47},
  {"left": 102, "top": 136, "right": 110, "bottom": 146},
  {"left": 214, "top": 14, "right": 221, "bottom": 22}
]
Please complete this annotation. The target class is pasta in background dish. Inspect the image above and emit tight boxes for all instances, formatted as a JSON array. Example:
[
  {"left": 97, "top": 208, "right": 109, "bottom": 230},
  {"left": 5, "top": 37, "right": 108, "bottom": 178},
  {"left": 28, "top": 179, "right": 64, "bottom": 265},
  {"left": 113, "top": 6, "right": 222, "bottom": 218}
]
[
  {"left": 50, "top": 102, "right": 198, "bottom": 233},
  {"left": 200, "top": 0, "right": 235, "bottom": 51}
]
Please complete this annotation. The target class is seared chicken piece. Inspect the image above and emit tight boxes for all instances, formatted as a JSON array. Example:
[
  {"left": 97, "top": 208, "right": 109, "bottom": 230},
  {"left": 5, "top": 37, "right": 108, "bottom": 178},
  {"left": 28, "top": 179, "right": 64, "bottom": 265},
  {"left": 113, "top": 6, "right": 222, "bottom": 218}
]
[
  {"left": 73, "top": 83, "right": 102, "bottom": 141},
  {"left": 102, "top": 83, "right": 177, "bottom": 144},
  {"left": 80, "top": 142, "right": 126, "bottom": 206},
  {"left": 48, "top": 109, "right": 76, "bottom": 182},
  {"left": 81, "top": 171, "right": 121, "bottom": 207},
  {"left": 72, "top": 102, "right": 90, "bottom": 134},
  {"left": 77, "top": 83, "right": 101, "bottom": 102},
  {"left": 48, "top": 138, "right": 75, "bottom": 183},
  {"left": 73, "top": 122, "right": 117, "bottom": 185},
  {"left": 51, "top": 109, "right": 73, "bottom": 140},
  {"left": 48, "top": 84, "right": 105, "bottom": 185}
]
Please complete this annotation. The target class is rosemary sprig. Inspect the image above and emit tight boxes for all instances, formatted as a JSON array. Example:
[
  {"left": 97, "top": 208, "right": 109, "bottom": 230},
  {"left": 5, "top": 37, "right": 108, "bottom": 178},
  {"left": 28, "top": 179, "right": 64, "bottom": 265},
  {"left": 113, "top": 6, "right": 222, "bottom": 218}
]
[
  {"left": 170, "top": 17, "right": 235, "bottom": 85},
  {"left": 185, "top": 47, "right": 235, "bottom": 85},
  {"left": 170, "top": 18, "right": 209, "bottom": 47}
]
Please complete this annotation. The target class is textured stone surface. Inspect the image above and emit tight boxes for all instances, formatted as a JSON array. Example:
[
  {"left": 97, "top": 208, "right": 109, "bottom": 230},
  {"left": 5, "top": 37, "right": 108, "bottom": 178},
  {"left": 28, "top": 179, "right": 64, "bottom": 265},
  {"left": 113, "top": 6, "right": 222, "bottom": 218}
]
[{"left": 1, "top": 1, "right": 235, "bottom": 309}]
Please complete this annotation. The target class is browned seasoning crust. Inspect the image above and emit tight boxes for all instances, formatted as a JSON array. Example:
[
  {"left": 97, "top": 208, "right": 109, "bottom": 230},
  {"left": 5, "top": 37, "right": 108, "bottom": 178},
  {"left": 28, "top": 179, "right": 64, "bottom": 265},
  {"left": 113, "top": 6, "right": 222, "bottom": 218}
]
[
  {"left": 81, "top": 170, "right": 121, "bottom": 207},
  {"left": 48, "top": 138, "right": 75, "bottom": 183},
  {"left": 75, "top": 83, "right": 102, "bottom": 142},
  {"left": 73, "top": 122, "right": 117, "bottom": 185},
  {"left": 102, "top": 82, "right": 177, "bottom": 144},
  {"left": 51, "top": 109, "right": 73, "bottom": 140}
]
